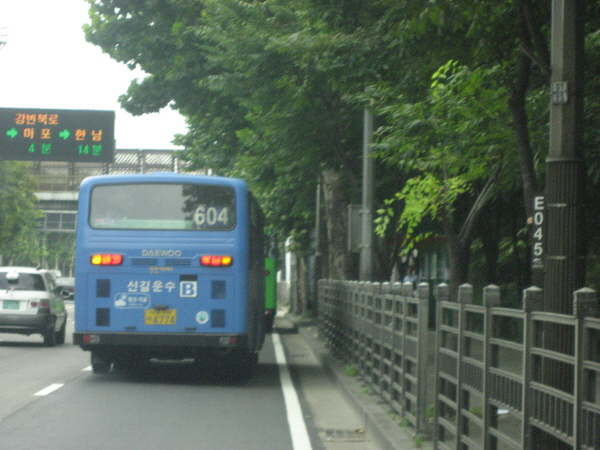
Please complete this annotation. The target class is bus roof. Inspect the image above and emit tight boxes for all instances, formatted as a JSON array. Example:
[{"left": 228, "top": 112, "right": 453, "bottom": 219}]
[{"left": 79, "top": 173, "right": 248, "bottom": 190}]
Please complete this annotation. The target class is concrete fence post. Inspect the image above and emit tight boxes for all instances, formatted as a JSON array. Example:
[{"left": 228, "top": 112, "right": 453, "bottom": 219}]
[
  {"left": 371, "top": 281, "right": 383, "bottom": 395},
  {"left": 483, "top": 285, "right": 501, "bottom": 450},
  {"left": 455, "top": 283, "right": 472, "bottom": 449},
  {"left": 522, "top": 286, "right": 543, "bottom": 450},
  {"left": 433, "top": 283, "right": 450, "bottom": 445},
  {"left": 573, "top": 287, "right": 598, "bottom": 450},
  {"left": 416, "top": 281, "right": 431, "bottom": 434}
]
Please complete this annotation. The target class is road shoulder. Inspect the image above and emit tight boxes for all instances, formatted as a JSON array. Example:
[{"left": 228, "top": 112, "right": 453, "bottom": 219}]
[{"left": 276, "top": 315, "right": 433, "bottom": 450}]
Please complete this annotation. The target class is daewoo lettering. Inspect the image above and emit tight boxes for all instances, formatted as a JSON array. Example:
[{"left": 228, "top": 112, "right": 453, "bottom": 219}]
[{"left": 141, "top": 249, "right": 182, "bottom": 257}]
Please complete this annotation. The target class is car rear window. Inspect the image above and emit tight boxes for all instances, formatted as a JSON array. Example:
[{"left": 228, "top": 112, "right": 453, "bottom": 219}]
[
  {"left": 0, "top": 272, "right": 46, "bottom": 291},
  {"left": 89, "top": 182, "right": 236, "bottom": 231}
]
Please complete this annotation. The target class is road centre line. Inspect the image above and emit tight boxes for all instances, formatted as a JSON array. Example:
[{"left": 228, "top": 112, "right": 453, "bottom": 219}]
[
  {"left": 272, "top": 333, "right": 313, "bottom": 450},
  {"left": 34, "top": 383, "right": 64, "bottom": 396}
]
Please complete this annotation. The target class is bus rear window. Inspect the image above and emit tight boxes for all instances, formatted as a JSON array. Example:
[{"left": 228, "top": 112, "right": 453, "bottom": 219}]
[{"left": 89, "top": 183, "right": 236, "bottom": 231}]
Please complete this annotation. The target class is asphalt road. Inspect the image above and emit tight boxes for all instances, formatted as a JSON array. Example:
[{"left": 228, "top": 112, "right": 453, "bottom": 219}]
[{"left": 0, "top": 303, "right": 380, "bottom": 450}]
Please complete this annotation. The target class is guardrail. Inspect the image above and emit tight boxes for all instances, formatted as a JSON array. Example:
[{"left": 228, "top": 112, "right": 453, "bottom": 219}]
[{"left": 318, "top": 280, "right": 600, "bottom": 449}]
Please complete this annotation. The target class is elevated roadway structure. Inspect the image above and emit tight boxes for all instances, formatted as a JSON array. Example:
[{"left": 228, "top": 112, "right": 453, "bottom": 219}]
[{"left": 32, "top": 149, "right": 203, "bottom": 233}]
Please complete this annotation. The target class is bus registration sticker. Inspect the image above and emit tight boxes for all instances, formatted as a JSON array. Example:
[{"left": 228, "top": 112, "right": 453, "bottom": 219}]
[
  {"left": 145, "top": 309, "right": 177, "bottom": 325},
  {"left": 114, "top": 293, "right": 150, "bottom": 309}
]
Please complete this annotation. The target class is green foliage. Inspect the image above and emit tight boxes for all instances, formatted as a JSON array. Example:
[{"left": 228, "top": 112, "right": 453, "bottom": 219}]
[
  {"left": 413, "top": 434, "right": 425, "bottom": 448},
  {"left": 374, "top": 62, "right": 514, "bottom": 255},
  {"left": 84, "top": 0, "right": 369, "bottom": 254},
  {"left": 0, "top": 162, "right": 43, "bottom": 265},
  {"left": 344, "top": 364, "right": 359, "bottom": 377},
  {"left": 81, "top": 0, "right": 600, "bottom": 286},
  {"left": 44, "top": 234, "right": 76, "bottom": 276}
]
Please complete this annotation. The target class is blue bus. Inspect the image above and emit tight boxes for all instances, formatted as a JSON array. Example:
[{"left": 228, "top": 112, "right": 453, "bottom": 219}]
[{"left": 73, "top": 173, "right": 265, "bottom": 377}]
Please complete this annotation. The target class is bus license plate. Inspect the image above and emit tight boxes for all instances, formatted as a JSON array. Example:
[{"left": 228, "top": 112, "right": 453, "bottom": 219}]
[
  {"left": 3, "top": 300, "right": 19, "bottom": 310},
  {"left": 145, "top": 309, "right": 177, "bottom": 325}
]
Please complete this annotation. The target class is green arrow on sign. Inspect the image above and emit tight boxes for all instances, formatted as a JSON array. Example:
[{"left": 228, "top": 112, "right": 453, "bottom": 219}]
[
  {"left": 59, "top": 129, "right": 71, "bottom": 140},
  {"left": 6, "top": 128, "right": 18, "bottom": 138}
]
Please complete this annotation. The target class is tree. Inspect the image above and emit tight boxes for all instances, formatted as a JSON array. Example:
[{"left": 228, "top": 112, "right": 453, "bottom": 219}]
[
  {"left": 44, "top": 233, "right": 75, "bottom": 276},
  {"left": 374, "top": 62, "right": 517, "bottom": 294},
  {"left": 82, "top": 0, "right": 600, "bottom": 296},
  {"left": 84, "top": 0, "right": 367, "bottom": 282},
  {"left": 0, "top": 162, "right": 43, "bottom": 265}
]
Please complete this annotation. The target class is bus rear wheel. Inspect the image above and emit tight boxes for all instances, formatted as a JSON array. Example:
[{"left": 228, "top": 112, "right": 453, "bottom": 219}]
[
  {"left": 91, "top": 351, "right": 112, "bottom": 374},
  {"left": 264, "top": 311, "right": 275, "bottom": 334}
]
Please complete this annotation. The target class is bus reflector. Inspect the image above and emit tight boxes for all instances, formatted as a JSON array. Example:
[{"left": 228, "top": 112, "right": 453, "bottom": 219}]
[
  {"left": 91, "top": 254, "right": 123, "bottom": 265},
  {"left": 82, "top": 334, "right": 100, "bottom": 344},
  {"left": 201, "top": 255, "right": 233, "bottom": 267}
]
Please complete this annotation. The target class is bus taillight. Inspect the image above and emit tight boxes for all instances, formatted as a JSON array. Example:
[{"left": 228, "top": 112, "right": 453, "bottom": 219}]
[
  {"left": 201, "top": 255, "right": 233, "bottom": 267},
  {"left": 91, "top": 254, "right": 123, "bottom": 265}
]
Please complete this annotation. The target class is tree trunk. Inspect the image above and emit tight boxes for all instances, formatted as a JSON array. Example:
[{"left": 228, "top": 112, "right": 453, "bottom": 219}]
[
  {"left": 446, "top": 235, "right": 470, "bottom": 299},
  {"left": 508, "top": 46, "right": 537, "bottom": 221},
  {"left": 481, "top": 228, "right": 499, "bottom": 285},
  {"left": 321, "top": 168, "right": 350, "bottom": 280},
  {"left": 510, "top": 0, "right": 549, "bottom": 220},
  {"left": 298, "top": 256, "right": 309, "bottom": 313}
]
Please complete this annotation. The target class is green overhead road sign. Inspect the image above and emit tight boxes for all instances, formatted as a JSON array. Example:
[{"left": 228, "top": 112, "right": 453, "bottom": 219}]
[{"left": 0, "top": 107, "right": 115, "bottom": 162}]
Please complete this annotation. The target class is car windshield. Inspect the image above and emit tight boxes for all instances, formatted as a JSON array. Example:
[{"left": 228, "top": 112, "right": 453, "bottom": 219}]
[{"left": 0, "top": 272, "right": 46, "bottom": 291}]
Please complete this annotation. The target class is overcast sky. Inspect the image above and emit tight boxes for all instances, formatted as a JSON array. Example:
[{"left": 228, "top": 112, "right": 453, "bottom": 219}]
[{"left": 0, "top": 0, "right": 187, "bottom": 150}]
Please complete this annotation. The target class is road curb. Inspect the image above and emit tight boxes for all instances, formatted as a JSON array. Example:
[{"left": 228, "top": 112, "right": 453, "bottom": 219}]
[{"left": 288, "top": 316, "right": 433, "bottom": 450}]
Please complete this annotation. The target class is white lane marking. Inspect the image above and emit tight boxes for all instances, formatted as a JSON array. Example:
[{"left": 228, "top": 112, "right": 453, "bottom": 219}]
[
  {"left": 272, "top": 333, "right": 312, "bottom": 450},
  {"left": 34, "top": 383, "right": 64, "bottom": 396},
  {"left": 82, "top": 366, "right": 92, "bottom": 371}
]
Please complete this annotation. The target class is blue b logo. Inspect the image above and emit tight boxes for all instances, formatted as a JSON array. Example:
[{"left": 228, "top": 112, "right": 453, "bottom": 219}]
[{"left": 180, "top": 281, "right": 198, "bottom": 298}]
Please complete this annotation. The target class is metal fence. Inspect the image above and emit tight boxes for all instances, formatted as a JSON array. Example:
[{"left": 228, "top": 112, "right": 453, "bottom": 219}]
[
  {"left": 319, "top": 280, "right": 435, "bottom": 434},
  {"left": 317, "top": 280, "right": 600, "bottom": 449}
]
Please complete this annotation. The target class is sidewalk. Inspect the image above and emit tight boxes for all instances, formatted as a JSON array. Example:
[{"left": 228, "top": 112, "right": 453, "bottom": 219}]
[{"left": 274, "top": 314, "right": 433, "bottom": 450}]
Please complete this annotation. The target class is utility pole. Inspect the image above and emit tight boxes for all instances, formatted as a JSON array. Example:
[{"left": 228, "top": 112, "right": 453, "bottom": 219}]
[
  {"left": 539, "top": 4, "right": 586, "bottom": 446},
  {"left": 544, "top": 0, "right": 586, "bottom": 313},
  {"left": 359, "top": 108, "right": 374, "bottom": 281}
]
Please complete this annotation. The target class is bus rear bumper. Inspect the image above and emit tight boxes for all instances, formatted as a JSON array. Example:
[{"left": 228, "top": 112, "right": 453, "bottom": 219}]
[{"left": 73, "top": 331, "right": 248, "bottom": 354}]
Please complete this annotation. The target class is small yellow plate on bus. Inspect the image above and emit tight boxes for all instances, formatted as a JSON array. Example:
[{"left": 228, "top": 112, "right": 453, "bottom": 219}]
[{"left": 145, "top": 309, "right": 177, "bottom": 325}]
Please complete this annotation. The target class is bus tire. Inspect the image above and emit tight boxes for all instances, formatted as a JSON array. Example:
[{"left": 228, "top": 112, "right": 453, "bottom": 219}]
[
  {"left": 264, "top": 312, "right": 275, "bottom": 334},
  {"left": 91, "top": 351, "right": 112, "bottom": 374}
]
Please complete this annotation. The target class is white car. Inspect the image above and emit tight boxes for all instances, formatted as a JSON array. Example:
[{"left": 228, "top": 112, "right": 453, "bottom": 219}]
[{"left": 0, "top": 267, "right": 67, "bottom": 346}]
